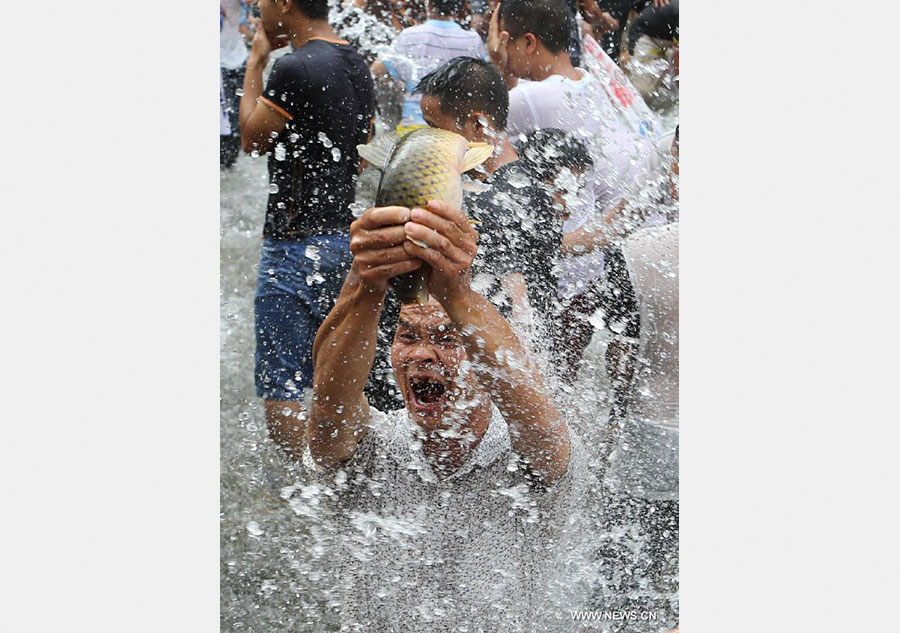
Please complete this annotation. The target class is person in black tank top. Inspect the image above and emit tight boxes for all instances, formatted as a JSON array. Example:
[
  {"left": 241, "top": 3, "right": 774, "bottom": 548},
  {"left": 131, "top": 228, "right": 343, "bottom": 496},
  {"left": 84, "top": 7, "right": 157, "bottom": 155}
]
[{"left": 239, "top": 0, "right": 375, "bottom": 460}]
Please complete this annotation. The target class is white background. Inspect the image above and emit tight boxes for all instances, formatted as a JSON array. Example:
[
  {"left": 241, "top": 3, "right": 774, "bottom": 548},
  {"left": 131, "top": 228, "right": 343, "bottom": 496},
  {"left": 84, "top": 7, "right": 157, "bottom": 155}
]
[{"left": 3, "top": 1, "right": 899, "bottom": 631}]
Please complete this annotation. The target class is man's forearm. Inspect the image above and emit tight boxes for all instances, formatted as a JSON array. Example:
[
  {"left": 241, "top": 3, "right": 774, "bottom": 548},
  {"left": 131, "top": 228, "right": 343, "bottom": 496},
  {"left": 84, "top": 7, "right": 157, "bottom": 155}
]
[
  {"left": 239, "top": 60, "right": 265, "bottom": 146},
  {"left": 443, "top": 290, "right": 570, "bottom": 483},
  {"left": 312, "top": 271, "right": 384, "bottom": 407},
  {"left": 307, "top": 270, "right": 384, "bottom": 466}
]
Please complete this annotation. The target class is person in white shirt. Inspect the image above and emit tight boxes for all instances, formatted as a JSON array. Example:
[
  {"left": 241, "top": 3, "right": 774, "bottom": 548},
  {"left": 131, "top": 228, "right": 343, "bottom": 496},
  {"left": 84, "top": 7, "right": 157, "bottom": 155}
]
[
  {"left": 220, "top": 0, "right": 251, "bottom": 168},
  {"left": 292, "top": 199, "right": 579, "bottom": 631},
  {"left": 585, "top": 221, "right": 678, "bottom": 631},
  {"left": 371, "top": 0, "right": 487, "bottom": 132},
  {"left": 488, "top": 0, "right": 658, "bottom": 384}
]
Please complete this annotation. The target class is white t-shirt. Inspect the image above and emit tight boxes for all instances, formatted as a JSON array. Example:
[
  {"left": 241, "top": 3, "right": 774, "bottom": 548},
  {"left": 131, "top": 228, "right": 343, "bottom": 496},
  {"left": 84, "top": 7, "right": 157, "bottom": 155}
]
[
  {"left": 381, "top": 20, "right": 486, "bottom": 128},
  {"left": 220, "top": 0, "right": 249, "bottom": 70},
  {"left": 604, "top": 223, "right": 679, "bottom": 500},
  {"left": 298, "top": 405, "right": 581, "bottom": 632},
  {"left": 507, "top": 69, "right": 658, "bottom": 297}
]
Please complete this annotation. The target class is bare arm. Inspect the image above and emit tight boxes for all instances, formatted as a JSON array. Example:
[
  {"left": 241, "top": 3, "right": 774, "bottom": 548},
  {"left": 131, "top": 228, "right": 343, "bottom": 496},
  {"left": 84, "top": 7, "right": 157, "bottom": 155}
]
[
  {"left": 579, "top": 0, "right": 620, "bottom": 31},
  {"left": 306, "top": 206, "right": 423, "bottom": 468},
  {"left": 239, "top": 18, "right": 290, "bottom": 154},
  {"left": 487, "top": 8, "right": 519, "bottom": 91},
  {"left": 402, "top": 201, "right": 571, "bottom": 484}
]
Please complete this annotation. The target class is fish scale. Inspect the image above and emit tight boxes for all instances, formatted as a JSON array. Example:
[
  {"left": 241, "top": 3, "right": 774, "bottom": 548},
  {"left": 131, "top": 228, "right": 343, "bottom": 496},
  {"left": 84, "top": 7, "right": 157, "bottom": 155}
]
[{"left": 359, "top": 127, "right": 494, "bottom": 304}]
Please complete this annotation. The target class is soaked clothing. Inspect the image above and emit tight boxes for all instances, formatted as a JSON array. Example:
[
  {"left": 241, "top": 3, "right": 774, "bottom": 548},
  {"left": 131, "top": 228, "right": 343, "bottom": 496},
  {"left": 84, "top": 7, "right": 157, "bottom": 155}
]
[
  {"left": 604, "top": 223, "right": 679, "bottom": 500},
  {"left": 506, "top": 68, "right": 654, "bottom": 218},
  {"left": 467, "top": 162, "right": 563, "bottom": 324},
  {"left": 582, "top": 224, "right": 679, "bottom": 630},
  {"left": 551, "top": 247, "right": 639, "bottom": 385},
  {"left": 254, "top": 234, "right": 351, "bottom": 399},
  {"left": 260, "top": 39, "right": 375, "bottom": 239},
  {"left": 298, "top": 406, "right": 581, "bottom": 632},
  {"left": 220, "top": 0, "right": 249, "bottom": 70},
  {"left": 506, "top": 68, "right": 656, "bottom": 300}
]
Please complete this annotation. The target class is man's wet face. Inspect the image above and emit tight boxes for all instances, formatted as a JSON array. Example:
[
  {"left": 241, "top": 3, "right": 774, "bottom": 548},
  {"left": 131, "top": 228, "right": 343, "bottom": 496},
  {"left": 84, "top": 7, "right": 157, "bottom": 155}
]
[
  {"left": 500, "top": 19, "right": 530, "bottom": 78},
  {"left": 256, "top": 0, "right": 283, "bottom": 38},
  {"left": 391, "top": 301, "right": 480, "bottom": 430}
]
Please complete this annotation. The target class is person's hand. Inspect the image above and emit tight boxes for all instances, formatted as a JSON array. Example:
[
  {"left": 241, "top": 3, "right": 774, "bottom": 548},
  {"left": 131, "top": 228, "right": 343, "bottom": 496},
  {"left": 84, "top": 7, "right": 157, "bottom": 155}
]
[
  {"left": 248, "top": 16, "right": 288, "bottom": 67},
  {"left": 654, "top": 0, "right": 670, "bottom": 7},
  {"left": 580, "top": 0, "right": 620, "bottom": 31},
  {"left": 402, "top": 200, "right": 478, "bottom": 307},
  {"left": 598, "top": 10, "right": 620, "bottom": 31},
  {"left": 349, "top": 206, "right": 423, "bottom": 294},
  {"left": 487, "top": 7, "right": 511, "bottom": 74}
]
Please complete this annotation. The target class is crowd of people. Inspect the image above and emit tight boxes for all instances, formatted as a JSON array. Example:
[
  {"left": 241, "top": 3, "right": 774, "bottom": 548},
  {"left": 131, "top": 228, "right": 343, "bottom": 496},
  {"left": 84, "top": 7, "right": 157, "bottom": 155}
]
[{"left": 222, "top": 0, "right": 679, "bottom": 630}]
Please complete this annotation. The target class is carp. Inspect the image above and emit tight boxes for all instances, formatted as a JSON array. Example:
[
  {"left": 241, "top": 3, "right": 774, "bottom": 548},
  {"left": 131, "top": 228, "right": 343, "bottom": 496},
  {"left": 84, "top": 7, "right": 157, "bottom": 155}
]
[{"left": 357, "top": 127, "right": 493, "bottom": 304}]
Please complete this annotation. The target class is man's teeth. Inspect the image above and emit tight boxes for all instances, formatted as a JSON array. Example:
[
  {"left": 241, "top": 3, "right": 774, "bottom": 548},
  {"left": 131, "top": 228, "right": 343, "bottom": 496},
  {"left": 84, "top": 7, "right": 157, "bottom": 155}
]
[{"left": 411, "top": 378, "right": 447, "bottom": 404}]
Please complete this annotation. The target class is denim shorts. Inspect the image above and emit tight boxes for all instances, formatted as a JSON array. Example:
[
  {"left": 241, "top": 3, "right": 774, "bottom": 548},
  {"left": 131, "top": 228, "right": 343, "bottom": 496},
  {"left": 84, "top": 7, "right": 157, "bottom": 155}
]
[{"left": 254, "top": 233, "right": 351, "bottom": 401}]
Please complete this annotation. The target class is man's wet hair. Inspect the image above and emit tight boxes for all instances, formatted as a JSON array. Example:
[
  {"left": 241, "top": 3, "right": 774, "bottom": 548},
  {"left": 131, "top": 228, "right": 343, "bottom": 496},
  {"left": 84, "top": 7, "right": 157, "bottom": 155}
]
[
  {"left": 414, "top": 57, "right": 509, "bottom": 131},
  {"left": 293, "top": 0, "right": 329, "bottom": 20},
  {"left": 517, "top": 129, "right": 593, "bottom": 181},
  {"left": 498, "top": 0, "right": 573, "bottom": 54},
  {"left": 431, "top": 0, "right": 465, "bottom": 16}
]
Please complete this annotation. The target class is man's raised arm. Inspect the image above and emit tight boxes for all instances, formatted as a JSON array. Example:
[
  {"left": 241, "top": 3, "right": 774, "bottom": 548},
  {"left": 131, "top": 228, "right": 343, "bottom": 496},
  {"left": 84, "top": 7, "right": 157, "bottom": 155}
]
[
  {"left": 401, "top": 201, "right": 571, "bottom": 485},
  {"left": 305, "top": 206, "right": 422, "bottom": 468}
]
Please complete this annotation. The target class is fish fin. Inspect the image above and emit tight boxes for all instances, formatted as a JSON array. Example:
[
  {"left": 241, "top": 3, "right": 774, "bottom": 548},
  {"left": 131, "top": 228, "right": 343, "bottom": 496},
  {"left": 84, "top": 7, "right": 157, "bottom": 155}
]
[
  {"left": 357, "top": 131, "right": 402, "bottom": 170},
  {"left": 461, "top": 178, "right": 491, "bottom": 194},
  {"left": 462, "top": 142, "right": 494, "bottom": 172}
]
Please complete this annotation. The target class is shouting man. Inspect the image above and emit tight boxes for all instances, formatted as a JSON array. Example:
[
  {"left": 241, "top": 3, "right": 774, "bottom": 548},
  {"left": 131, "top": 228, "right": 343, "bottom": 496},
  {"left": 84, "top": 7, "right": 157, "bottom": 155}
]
[{"left": 291, "top": 199, "right": 580, "bottom": 631}]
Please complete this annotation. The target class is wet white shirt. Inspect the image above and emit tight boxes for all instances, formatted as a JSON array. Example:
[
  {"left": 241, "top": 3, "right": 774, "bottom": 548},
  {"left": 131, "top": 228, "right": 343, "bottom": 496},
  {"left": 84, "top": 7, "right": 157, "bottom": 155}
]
[
  {"left": 507, "top": 69, "right": 657, "bottom": 298},
  {"left": 297, "top": 405, "right": 581, "bottom": 632},
  {"left": 605, "top": 223, "right": 679, "bottom": 501},
  {"left": 220, "top": 0, "right": 249, "bottom": 70}
]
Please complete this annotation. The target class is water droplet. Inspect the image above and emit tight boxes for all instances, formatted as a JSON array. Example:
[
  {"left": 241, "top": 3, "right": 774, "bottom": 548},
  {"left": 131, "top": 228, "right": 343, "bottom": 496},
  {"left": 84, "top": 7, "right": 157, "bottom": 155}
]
[
  {"left": 304, "top": 245, "right": 320, "bottom": 261},
  {"left": 246, "top": 521, "right": 263, "bottom": 537},
  {"left": 317, "top": 132, "right": 333, "bottom": 148},
  {"left": 235, "top": 88, "right": 244, "bottom": 97},
  {"left": 274, "top": 143, "right": 286, "bottom": 161},
  {"left": 268, "top": 182, "right": 279, "bottom": 194},
  {"left": 331, "top": 147, "right": 342, "bottom": 162}
]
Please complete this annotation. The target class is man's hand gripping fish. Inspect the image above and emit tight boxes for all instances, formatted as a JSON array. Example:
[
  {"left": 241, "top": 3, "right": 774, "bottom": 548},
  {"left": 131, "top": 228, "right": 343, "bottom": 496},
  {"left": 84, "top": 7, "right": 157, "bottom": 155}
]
[{"left": 357, "top": 128, "right": 493, "bottom": 304}]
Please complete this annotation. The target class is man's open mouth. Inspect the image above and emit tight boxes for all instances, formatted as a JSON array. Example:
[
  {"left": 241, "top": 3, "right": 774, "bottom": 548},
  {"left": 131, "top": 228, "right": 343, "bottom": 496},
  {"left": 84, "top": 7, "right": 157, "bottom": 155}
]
[{"left": 408, "top": 374, "right": 449, "bottom": 411}]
